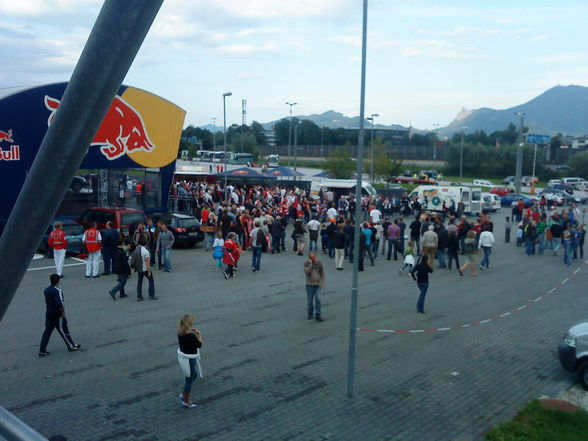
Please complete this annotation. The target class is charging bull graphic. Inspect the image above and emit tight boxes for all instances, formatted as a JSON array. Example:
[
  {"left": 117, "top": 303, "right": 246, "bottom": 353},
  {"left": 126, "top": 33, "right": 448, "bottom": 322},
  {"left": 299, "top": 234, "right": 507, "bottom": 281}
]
[
  {"left": 0, "top": 129, "right": 14, "bottom": 143},
  {"left": 44, "top": 95, "right": 156, "bottom": 160}
]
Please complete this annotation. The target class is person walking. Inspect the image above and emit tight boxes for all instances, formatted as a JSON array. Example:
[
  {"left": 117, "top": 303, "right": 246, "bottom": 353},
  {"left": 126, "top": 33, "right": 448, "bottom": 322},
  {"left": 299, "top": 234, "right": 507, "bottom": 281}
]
[
  {"left": 176, "top": 314, "right": 203, "bottom": 409},
  {"left": 478, "top": 228, "right": 495, "bottom": 270},
  {"left": 333, "top": 224, "right": 347, "bottom": 270},
  {"left": 270, "top": 215, "right": 283, "bottom": 254},
  {"left": 134, "top": 237, "right": 156, "bottom": 301},
  {"left": 293, "top": 219, "right": 307, "bottom": 255},
  {"left": 420, "top": 225, "right": 438, "bottom": 264},
  {"left": 304, "top": 252, "right": 326, "bottom": 321},
  {"left": 212, "top": 232, "right": 224, "bottom": 270},
  {"left": 157, "top": 223, "right": 175, "bottom": 272},
  {"left": 48, "top": 221, "right": 67, "bottom": 278},
  {"left": 386, "top": 219, "right": 401, "bottom": 261},
  {"left": 399, "top": 241, "right": 416, "bottom": 275},
  {"left": 250, "top": 221, "right": 264, "bottom": 272},
  {"left": 109, "top": 237, "right": 131, "bottom": 300},
  {"left": 361, "top": 222, "right": 375, "bottom": 266},
  {"left": 222, "top": 232, "right": 242, "bottom": 279},
  {"left": 459, "top": 230, "right": 478, "bottom": 276},
  {"left": 100, "top": 221, "right": 118, "bottom": 276},
  {"left": 411, "top": 256, "right": 433, "bottom": 313},
  {"left": 38, "top": 274, "right": 81, "bottom": 357},
  {"left": 307, "top": 215, "right": 321, "bottom": 252},
  {"left": 447, "top": 230, "right": 460, "bottom": 272},
  {"left": 82, "top": 222, "right": 102, "bottom": 278}
]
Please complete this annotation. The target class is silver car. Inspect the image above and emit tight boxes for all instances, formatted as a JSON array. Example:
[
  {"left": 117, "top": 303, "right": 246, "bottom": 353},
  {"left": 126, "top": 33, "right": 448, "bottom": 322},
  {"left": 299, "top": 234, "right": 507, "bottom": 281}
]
[{"left": 558, "top": 320, "right": 588, "bottom": 389}]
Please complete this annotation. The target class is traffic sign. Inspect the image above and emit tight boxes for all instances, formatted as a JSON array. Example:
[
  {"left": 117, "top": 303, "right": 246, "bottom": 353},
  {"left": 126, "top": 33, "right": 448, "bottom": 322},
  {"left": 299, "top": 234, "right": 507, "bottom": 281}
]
[{"left": 526, "top": 133, "right": 550, "bottom": 144}]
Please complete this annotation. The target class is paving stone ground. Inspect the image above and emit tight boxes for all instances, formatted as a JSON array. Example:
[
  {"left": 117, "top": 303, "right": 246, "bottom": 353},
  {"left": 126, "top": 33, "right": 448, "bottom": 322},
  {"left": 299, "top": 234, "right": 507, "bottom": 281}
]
[{"left": 1, "top": 213, "right": 586, "bottom": 441}]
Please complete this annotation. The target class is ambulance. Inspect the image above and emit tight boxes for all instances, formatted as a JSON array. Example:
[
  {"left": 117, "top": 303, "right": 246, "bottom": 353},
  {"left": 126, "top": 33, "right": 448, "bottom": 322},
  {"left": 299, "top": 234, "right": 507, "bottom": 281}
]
[{"left": 408, "top": 185, "right": 482, "bottom": 215}]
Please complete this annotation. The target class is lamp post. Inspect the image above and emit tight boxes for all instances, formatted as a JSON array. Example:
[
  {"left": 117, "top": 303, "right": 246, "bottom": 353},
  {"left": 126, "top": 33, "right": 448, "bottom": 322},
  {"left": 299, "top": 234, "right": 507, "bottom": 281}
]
[
  {"left": 367, "top": 113, "right": 379, "bottom": 183},
  {"left": 286, "top": 102, "right": 297, "bottom": 167},
  {"left": 293, "top": 120, "right": 302, "bottom": 180},
  {"left": 211, "top": 117, "right": 216, "bottom": 152},
  {"left": 432, "top": 123, "right": 440, "bottom": 161},
  {"left": 459, "top": 128, "right": 467, "bottom": 181},
  {"left": 223, "top": 91, "right": 232, "bottom": 201},
  {"left": 514, "top": 112, "right": 525, "bottom": 194}
]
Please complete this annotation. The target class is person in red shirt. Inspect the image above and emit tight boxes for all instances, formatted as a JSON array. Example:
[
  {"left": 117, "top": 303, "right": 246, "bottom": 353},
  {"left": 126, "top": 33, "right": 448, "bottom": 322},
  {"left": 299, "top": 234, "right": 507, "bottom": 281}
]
[
  {"left": 48, "top": 221, "right": 67, "bottom": 278},
  {"left": 222, "top": 232, "right": 242, "bottom": 279}
]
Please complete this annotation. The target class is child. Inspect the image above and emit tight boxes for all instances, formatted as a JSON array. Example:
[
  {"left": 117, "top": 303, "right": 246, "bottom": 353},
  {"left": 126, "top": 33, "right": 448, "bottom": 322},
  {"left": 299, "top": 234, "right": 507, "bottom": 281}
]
[
  {"left": 223, "top": 232, "right": 243, "bottom": 279},
  {"left": 516, "top": 222, "right": 524, "bottom": 247},
  {"left": 212, "top": 231, "right": 224, "bottom": 270},
  {"left": 399, "top": 241, "right": 416, "bottom": 275}
]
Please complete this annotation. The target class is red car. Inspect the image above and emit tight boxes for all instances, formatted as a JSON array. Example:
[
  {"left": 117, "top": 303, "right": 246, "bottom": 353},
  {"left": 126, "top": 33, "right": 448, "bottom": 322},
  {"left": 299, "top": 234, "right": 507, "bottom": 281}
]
[
  {"left": 490, "top": 186, "right": 512, "bottom": 197},
  {"left": 77, "top": 207, "right": 147, "bottom": 235}
]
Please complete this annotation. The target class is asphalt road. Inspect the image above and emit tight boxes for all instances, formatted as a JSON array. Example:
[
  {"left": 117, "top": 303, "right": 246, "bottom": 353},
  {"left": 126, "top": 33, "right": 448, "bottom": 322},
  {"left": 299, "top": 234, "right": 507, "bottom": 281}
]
[{"left": 1, "top": 212, "right": 586, "bottom": 441}]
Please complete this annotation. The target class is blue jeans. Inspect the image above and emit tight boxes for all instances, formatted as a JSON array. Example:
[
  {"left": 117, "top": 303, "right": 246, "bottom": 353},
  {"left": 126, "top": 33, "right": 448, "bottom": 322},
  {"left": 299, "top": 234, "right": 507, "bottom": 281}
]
[
  {"left": 564, "top": 243, "right": 573, "bottom": 266},
  {"left": 306, "top": 285, "right": 321, "bottom": 317},
  {"left": 101, "top": 247, "right": 112, "bottom": 274},
  {"left": 309, "top": 239, "right": 318, "bottom": 251},
  {"left": 205, "top": 233, "right": 214, "bottom": 251},
  {"left": 110, "top": 273, "right": 128, "bottom": 297},
  {"left": 525, "top": 238, "right": 535, "bottom": 256},
  {"left": 372, "top": 239, "right": 379, "bottom": 258},
  {"left": 416, "top": 282, "right": 428, "bottom": 313},
  {"left": 437, "top": 249, "right": 446, "bottom": 267},
  {"left": 183, "top": 358, "right": 198, "bottom": 393},
  {"left": 162, "top": 248, "right": 172, "bottom": 271},
  {"left": 252, "top": 246, "right": 262, "bottom": 271},
  {"left": 538, "top": 235, "right": 546, "bottom": 255},
  {"left": 480, "top": 246, "right": 491, "bottom": 268}
]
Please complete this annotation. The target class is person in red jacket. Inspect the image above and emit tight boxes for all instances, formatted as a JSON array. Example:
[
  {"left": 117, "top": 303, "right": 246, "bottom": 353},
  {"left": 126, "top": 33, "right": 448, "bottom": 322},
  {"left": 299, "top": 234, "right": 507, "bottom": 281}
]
[
  {"left": 48, "top": 221, "right": 67, "bottom": 278},
  {"left": 222, "top": 232, "right": 242, "bottom": 279},
  {"left": 83, "top": 222, "right": 102, "bottom": 278}
]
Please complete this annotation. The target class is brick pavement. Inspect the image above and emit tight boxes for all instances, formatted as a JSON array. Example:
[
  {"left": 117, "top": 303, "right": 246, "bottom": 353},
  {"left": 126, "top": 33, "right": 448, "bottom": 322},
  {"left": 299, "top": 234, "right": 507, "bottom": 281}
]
[{"left": 0, "top": 213, "right": 586, "bottom": 441}]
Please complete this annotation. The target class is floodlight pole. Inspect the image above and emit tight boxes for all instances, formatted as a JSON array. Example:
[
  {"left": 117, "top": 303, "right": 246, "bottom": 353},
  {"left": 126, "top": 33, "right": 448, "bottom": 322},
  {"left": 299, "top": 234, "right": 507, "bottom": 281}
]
[
  {"left": 347, "top": 0, "right": 368, "bottom": 399},
  {"left": 223, "top": 91, "right": 232, "bottom": 201}
]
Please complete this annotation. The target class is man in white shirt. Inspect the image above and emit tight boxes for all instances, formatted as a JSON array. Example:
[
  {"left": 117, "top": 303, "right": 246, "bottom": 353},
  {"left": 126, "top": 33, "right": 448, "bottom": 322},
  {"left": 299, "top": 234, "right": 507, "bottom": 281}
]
[
  {"left": 307, "top": 216, "right": 321, "bottom": 251},
  {"left": 326, "top": 203, "right": 338, "bottom": 221},
  {"left": 369, "top": 205, "right": 382, "bottom": 224},
  {"left": 478, "top": 229, "right": 495, "bottom": 270}
]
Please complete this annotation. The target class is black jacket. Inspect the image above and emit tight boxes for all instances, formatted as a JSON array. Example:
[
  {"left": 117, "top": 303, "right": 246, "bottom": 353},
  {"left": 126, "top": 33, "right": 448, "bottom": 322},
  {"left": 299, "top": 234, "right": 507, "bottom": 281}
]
[
  {"left": 333, "top": 230, "right": 347, "bottom": 249},
  {"left": 112, "top": 246, "right": 131, "bottom": 276}
]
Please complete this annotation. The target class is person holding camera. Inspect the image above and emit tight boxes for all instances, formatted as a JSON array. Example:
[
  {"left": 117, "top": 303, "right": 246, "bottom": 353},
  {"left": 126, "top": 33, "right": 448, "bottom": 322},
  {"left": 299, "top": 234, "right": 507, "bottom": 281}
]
[
  {"left": 304, "top": 252, "right": 326, "bottom": 321},
  {"left": 177, "top": 314, "right": 203, "bottom": 409}
]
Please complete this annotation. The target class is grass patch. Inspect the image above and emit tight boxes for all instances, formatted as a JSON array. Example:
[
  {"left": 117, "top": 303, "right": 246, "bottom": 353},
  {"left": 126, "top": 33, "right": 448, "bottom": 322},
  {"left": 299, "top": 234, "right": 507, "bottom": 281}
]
[{"left": 485, "top": 399, "right": 588, "bottom": 441}]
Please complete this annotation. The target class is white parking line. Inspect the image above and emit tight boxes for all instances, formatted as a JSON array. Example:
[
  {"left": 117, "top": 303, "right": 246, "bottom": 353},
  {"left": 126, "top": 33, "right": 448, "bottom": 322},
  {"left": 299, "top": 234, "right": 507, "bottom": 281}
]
[
  {"left": 562, "top": 278, "right": 569, "bottom": 285},
  {"left": 548, "top": 287, "right": 557, "bottom": 294},
  {"left": 27, "top": 262, "right": 86, "bottom": 271}
]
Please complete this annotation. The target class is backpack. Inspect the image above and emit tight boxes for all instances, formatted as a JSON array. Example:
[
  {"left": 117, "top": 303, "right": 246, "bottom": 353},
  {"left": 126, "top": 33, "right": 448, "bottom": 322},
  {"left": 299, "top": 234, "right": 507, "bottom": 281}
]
[
  {"left": 257, "top": 229, "right": 267, "bottom": 251},
  {"left": 130, "top": 247, "right": 143, "bottom": 272}
]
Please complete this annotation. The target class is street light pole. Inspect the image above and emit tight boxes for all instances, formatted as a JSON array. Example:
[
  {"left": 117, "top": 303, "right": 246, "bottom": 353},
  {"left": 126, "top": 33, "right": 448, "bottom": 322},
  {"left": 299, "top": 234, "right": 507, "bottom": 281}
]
[
  {"left": 294, "top": 120, "right": 302, "bottom": 180},
  {"left": 286, "top": 102, "right": 297, "bottom": 167},
  {"left": 212, "top": 117, "right": 216, "bottom": 152},
  {"left": 459, "top": 130, "right": 464, "bottom": 180},
  {"left": 514, "top": 112, "right": 525, "bottom": 194},
  {"left": 223, "top": 91, "right": 232, "bottom": 201},
  {"left": 368, "top": 113, "right": 379, "bottom": 183},
  {"left": 432, "top": 123, "right": 440, "bottom": 161}
]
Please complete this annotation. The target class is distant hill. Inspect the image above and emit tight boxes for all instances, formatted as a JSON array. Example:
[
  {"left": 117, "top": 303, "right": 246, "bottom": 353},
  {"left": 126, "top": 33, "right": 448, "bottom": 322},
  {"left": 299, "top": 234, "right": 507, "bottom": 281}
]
[{"left": 440, "top": 85, "right": 588, "bottom": 137}]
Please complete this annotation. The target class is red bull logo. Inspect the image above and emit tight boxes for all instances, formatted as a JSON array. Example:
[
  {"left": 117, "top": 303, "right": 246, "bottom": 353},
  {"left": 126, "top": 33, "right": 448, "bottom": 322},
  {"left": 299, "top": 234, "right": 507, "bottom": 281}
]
[
  {"left": 44, "top": 95, "right": 156, "bottom": 160},
  {"left": 0, "top": 129, "right": 19, "bottom": 161}
]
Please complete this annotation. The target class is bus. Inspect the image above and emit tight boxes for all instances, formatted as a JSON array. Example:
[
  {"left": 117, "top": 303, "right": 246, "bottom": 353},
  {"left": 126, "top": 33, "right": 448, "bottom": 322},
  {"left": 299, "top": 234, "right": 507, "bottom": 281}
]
[
  {"left": 211, "top": 151, "right": 228, "bottom": 162},
  {"left": 195, "top": 150, "right": 211, "bottom": 161},
  {"left": 229, "top": 152, "right": 254, "bottom": 165},
  {"left": 266, "top": 154, "right": 279, "bottom": 167}
]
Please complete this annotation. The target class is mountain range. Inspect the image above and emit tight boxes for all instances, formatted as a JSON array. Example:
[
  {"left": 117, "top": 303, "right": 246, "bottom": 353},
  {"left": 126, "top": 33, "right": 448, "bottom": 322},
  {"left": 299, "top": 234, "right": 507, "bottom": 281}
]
[{"left": 196, "top": 85, "right": 588, "bottom": 137}]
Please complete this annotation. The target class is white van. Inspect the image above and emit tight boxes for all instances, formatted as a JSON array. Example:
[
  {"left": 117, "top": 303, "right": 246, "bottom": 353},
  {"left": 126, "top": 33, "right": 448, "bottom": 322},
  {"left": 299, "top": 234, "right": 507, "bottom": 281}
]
[
  {"left": 562, "top": 177, "right": 588, "bottom": 190},
  {"left": 310, "top": 179, "right": 377, "bottom": 200},
  {"left": 409, "top": 185, "right": 482, "bottom": 215},
  {"left": 473, "top": 179, "right": 493, "bottom": 188},
  {"left": 548, "top": 179, "right": 562, "bottom": 187},
  {"left": 481, "top": 192, "right": 500, "bottom": 213}
]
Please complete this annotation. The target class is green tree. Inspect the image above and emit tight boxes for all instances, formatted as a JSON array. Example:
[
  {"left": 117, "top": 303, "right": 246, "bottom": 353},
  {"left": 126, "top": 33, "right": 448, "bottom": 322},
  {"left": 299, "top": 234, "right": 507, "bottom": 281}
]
[
  {"left": 569, "top": 151, "right": 588, "bottom": 179},
  {"left": 230, "top": 132, "right": 258, "bottom": 155},
  {"left": 322, "top": 148, "right": 356, "bottom": 179}
]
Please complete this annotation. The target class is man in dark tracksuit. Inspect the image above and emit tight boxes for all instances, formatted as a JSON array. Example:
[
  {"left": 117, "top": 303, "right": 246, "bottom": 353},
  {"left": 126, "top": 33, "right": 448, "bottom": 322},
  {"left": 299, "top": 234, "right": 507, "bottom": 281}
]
[{"left": 38, "top": 274, "right": 80, "bottom": 357}]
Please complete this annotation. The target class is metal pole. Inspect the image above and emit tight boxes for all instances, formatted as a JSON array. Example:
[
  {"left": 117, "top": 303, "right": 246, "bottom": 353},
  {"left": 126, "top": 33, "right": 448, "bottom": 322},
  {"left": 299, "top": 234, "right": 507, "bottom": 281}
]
[
  {"left": 294, "top": 121, "right": 301, "bottom": 181},
  {"left": 0, "top": 405, "right": 48, "bottom": 441},
  {"left": 286, "top": 102, "right": 297, "bottom": 167},
  {"left": 370, "top": 117, "right": 374, "bottom": 183},
  {"left": 515, "top": 112, "right": 525, "bottom": 194},
  {"left": 459, "top": 131, "right": 464, "bottom": 180},
  {"left": 348, "top": 0, "right": 368, "bottom": 399},
  {"left": 530, "top": 143, "right": 537, "bottom": 195},
  {"left": 0, "top": 0, "right": 162, "bottom": 323},
  {"left": 433, "top": 123, "right": 439, "bottom": 161},
  {"left": 241, "top": 98, "right": 246, "bottom": 153},
  {"left": 212, "top": 117, "right": 216, "bottom": 152},
  {"left": 223, "top": 91, "right": 232, "bottom": 201}
]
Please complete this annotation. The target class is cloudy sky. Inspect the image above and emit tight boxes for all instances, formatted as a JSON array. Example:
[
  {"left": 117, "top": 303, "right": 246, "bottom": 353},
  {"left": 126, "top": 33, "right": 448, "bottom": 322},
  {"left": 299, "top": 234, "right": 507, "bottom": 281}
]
[{"left": 1, "top": 0, "right": 587, "bottom": 130}]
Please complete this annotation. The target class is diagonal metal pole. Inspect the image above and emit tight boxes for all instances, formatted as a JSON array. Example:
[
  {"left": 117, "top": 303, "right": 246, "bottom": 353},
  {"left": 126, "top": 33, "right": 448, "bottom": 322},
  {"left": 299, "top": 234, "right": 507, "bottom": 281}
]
[
  {"left": 0, "top": 0, "right": 163, "bottom": 323},
  {"left": 347, "top": 0, "right": 368, "bottom": 398}
]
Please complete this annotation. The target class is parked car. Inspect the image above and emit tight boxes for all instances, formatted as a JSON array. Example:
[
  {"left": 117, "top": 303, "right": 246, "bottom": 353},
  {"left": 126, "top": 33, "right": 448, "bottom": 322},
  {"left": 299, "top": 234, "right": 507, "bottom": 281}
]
[
  {"left": 522, "top": 175, "right": 539, "bottom": 185},
  {"left": 540, "top": 188, "right": 581, "bottom": 205},
  {"left": 481, "top": 193, "right": 500, "bottom": 213},
  {"left": 548, "top": 179, "right": 562, "bottom": 187},
  {"left": 549, "top": 183, "right": 575, "bottom": 195},
  {"left": 562, "top": 177, "right": 588, "bottom": 191},
  {"left": 38, "top": 218, "right": 85, "bottom": 257},
  {"left": 77, "top": 207, "right": 147, "bottom": 236},
  {"left": 489, "top": 185, "right": 512, "bottom": 197},
  {"left": 502, "top": 176, "right": 515, "bottom": 185},
  {"left": 150, "top": 213, "right": 204, "bottom": 247},
  {"left": 558, "top": 319, "right": 588, "bottom": 389},
  {"left": 500, "top": 193, "right": 537, "bottom": 207},
  {"left": 473, "top": 179, "right": 494, "bottom": 188}
]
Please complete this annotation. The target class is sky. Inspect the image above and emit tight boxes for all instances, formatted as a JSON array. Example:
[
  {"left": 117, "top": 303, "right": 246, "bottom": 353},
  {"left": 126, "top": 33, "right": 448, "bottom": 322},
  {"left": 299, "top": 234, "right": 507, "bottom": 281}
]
[{"left": 1, "top": 0, "right": 588, "bottom": 131}]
